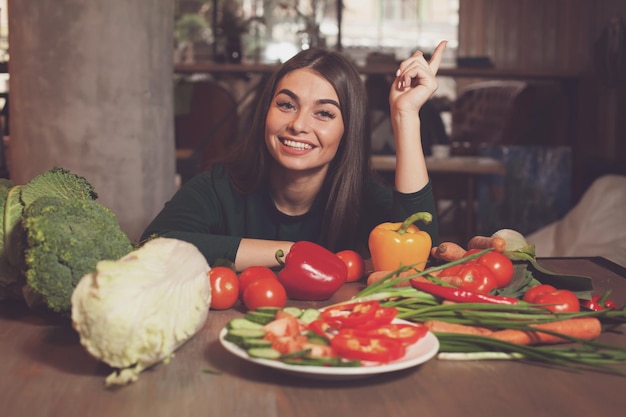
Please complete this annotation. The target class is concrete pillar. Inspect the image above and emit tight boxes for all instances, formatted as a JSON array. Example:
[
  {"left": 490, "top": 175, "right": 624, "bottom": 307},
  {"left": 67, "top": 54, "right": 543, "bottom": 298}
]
[{"left": 7, "top": 0, "right": 176, "bottom": 243}]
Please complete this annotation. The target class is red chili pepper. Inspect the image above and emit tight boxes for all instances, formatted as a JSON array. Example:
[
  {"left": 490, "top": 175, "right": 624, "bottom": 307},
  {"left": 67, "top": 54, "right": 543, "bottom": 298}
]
[
  {"left": 276, "top": 241, "right": 348, "bottom": 301},
  {"left": 581, "top": 292, "right": 617, "bottom": 311},
  {"left": 410, "top": 280, "right": 519, "bottom": 305},
  {"left": 330, "top": 331, "right": 406, "bottom": 363}
]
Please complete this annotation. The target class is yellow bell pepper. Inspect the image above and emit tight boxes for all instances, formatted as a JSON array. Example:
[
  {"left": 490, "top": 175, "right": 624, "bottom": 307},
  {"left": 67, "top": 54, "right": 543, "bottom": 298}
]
[{"left": 368, "top": 212, "right": 433, "bottom": 272}]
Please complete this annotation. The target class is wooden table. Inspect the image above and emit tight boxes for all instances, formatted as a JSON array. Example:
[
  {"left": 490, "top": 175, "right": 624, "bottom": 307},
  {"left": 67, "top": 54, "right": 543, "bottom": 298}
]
[
  {"left": 1, "top": 257, "right": 625, "bottom": 417},
  {"left": 372, "top": 155, "right": 506, "bottom": 243}
]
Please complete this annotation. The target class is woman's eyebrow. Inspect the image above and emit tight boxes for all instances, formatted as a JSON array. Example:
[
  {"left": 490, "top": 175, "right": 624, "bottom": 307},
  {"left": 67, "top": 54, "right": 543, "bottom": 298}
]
[{"left": 276, "top": 88, "right": 341, "bottom": 110}]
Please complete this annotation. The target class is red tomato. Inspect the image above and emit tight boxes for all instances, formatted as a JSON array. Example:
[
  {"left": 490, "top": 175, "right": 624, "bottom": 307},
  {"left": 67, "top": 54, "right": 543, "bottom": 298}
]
[
  {"left": 522, "top": 284, "right": 557, "bottom": 303},
  {"left": 336, "top": 250, "right": 365, "bottom": 282},
  {"left": 533, "top": 289, "right": 580, "bottom": 313},
  {"left": 456, "top": 263, "right": 498, "bottom": 294},
  {"left": 238, "top": 266, "right": 278, "bottom": 298},
  {"left": 476, "top": 251, "right": 514, "bottom": 288},
  {"left": 208, "top": 267, "right": 240, "bottom": 310},
  {"left": 242, "top": 278, "right": 287, "bottom": 311}
]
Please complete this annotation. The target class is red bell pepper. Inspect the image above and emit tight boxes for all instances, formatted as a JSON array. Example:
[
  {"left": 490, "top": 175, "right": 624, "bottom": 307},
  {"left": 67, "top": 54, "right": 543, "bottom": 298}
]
[{"left": 276, "top": 241, "right": 348, "bottom": 301}]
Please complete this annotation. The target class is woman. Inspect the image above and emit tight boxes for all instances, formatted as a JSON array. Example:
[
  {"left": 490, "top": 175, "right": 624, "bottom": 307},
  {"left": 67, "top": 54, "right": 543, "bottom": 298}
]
[{"left": 142, "top": 41, "right": 447, "bottom": 270}]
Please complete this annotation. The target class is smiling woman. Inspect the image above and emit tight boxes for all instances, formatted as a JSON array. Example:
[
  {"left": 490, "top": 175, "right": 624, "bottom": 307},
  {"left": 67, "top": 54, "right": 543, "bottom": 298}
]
[{"left": 141, "top": 44, "right": 445, "bottom": 271}]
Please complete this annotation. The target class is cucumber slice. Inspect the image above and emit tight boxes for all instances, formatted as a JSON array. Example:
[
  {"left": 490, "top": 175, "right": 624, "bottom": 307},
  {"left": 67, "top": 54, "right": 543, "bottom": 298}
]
[
  {"left": 227, "top": 317, "right": 264, "bottom": 331},
  {"left": 247, "top": 347, "right": 282, "bottom": 360},
  {"left": 245, "top": 311, "right": 276, "bottom": 325},
  {"left": 299, "top": 308, "right": 321, "bottom": 324},
  {"left": 255, "top": 306, "right": 281, "bottom": 316},
  {"left": 282, "top": 306, "right": 303, "bottom": 318},
  {"left": 282, "top": 357, "right": 342, "bottom": 367},
  {"left": 242, "top": 338, "right": 273, "bottom": 349},
  {"left": 224, "top": 328, "right": 266, "bottom": 345}
]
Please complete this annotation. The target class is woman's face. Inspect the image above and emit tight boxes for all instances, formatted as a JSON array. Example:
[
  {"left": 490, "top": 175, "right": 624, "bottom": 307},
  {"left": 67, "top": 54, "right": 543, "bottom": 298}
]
[{"left": 265, "top": 68, "right": 345, "bottom": 174}]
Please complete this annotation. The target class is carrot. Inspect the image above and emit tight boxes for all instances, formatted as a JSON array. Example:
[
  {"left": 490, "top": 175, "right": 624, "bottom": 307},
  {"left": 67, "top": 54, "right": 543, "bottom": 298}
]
[
  {"left": 467, "top": 235, "right": 506, "bottom": 252},
  {"left": 488, "top": 317, "right": 602, "bottom": 345},
  {"left": 424, "top": 320, "right": 493, "bottom": 336},
  {"left": 432, "top": 242, "right": 467, "bottom": 261},
  {"left": 366, "top": 270, "right": 414, "bottom": 287}
]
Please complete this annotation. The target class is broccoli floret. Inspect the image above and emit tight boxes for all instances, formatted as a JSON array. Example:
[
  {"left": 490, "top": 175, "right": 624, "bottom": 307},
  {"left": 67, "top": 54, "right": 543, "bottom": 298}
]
[{"left": 23, "top": 195, "right": 133, "bottom": 313}]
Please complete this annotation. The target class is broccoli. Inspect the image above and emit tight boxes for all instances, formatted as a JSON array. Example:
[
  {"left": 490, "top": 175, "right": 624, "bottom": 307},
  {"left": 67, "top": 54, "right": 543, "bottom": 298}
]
[
  {"left": 3, "top": 167, "right": 99, "bottom": 270},
  {"left": 23, "top": 195, "right": 133, "bottom": 313}
]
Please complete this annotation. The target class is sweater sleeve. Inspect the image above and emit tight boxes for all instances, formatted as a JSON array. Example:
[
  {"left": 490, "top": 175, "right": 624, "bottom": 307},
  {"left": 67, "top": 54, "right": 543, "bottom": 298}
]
[{"left": 140, "top": 170, "right": 242, "bottom": 265}]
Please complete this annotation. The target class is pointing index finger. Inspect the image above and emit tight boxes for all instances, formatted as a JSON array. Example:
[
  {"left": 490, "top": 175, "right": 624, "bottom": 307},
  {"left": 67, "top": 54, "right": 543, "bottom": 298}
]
[{"left": 428, "top": 40, "right": 448, "bottom": 74}]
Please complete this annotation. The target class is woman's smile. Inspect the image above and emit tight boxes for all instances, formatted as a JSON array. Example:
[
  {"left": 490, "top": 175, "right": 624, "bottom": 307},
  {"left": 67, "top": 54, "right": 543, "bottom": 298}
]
[{"left": 279, "top": 137, "right": 315, "bottom": 151}]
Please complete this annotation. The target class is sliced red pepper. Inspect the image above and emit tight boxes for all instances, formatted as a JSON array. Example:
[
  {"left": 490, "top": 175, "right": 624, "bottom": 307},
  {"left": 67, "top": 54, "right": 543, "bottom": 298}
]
[
  {"left": 321, "top": 301, "right": 380, "bottom": 327},
  {"left": 367, "top": 323, "right": 428, "bottom": 346},
  {"left": 330, "top": 331, "right": 406, "bottom": 363},
  {"left": 343, "top": 323, "right": 428, "bottom": 346},
  {"left": 354, "top": 306, "right": 398, "bottom": 330}
]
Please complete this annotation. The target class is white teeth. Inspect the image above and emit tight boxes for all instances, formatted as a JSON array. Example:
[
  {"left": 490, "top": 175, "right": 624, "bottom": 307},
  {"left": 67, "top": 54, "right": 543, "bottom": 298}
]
[{"left": 283, "top": 139, "right": 313, "bottom": 150}]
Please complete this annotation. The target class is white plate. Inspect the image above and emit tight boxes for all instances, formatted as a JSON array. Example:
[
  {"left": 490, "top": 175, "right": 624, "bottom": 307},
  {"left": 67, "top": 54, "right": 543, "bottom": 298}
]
[{"left": 219, "top": 318, "right": 439, "bottom": 380}]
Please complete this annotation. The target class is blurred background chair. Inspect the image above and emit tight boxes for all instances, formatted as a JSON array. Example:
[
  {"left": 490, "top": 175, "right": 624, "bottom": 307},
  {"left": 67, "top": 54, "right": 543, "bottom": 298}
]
[
  {"left": 449, "top": 80, "right": 569, "bottom": 153},
  {"left": 174, "top": 78, "right": 239, "bottom": 184}
]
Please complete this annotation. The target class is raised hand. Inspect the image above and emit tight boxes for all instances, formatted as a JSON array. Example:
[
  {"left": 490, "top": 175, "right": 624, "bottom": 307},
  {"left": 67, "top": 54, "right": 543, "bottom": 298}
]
[{"left": 390, "top": 40, "right": 448, "bottom": 115}]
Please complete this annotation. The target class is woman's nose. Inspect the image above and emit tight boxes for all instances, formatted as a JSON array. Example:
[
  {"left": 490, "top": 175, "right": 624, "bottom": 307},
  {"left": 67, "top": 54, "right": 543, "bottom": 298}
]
[{"left": 288, "top": 111, "right": 309, "bottom": 133}]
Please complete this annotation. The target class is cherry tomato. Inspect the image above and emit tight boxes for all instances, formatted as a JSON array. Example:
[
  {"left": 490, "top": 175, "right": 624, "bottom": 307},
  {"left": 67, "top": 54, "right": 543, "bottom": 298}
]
[
  {"left": 522, "top": 284, "right": 557, "bottom": 303},
  {"left": 456, "top": 263, "right": 498, "bottom": 294},
  {"left": 208, "top": 267, "right": 240, "bottom": 310},
  {"left": 533, "top": 289, "right": 580, "bottom": 313},
  {"left": 335, "top": 250, "right": 366, "bottom": 282},
  {"left": 242, "top": 277, "right": 287, "bottom": 311},
  {"left": 476, "top": 251, "right": 514, "bottom": 288},
  {"left": 238, "top": 266, "right": 278, "bottom": 298}
]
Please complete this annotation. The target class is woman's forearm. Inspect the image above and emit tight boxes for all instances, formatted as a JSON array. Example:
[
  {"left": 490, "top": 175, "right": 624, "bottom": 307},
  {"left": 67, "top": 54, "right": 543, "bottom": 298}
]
[
  {"left": 391, "top": 111, "right": 429, "bottom": 193},
  {"left": 235, "top": 238, "right": 294, "bottom": 271}
]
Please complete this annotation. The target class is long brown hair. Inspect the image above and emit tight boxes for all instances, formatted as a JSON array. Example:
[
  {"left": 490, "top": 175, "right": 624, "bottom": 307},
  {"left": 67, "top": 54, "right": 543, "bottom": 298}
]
[{"left": 223, "top": 48, "right": 371, "bottom": 251}]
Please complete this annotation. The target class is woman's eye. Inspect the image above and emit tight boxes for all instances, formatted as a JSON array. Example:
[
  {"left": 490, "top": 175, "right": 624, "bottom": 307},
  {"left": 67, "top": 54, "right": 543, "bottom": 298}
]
[
  {"left": 317, "top": 109, "right": 337, "bottom": 119},
  {"left": 276, "top": 101, "right": 295, "bottom": 111}
]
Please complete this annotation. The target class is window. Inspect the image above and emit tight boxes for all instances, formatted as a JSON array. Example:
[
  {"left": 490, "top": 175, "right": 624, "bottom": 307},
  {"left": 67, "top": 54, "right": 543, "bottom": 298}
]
[{"left": 339, "top": 0, "right": 458, "bottom": 66}]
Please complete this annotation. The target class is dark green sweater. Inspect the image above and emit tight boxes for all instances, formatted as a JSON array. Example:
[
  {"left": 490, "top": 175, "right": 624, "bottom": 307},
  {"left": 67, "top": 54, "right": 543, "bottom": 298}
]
[{"left": 141, "top": 165, "right": 439, "bottom": 265}]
